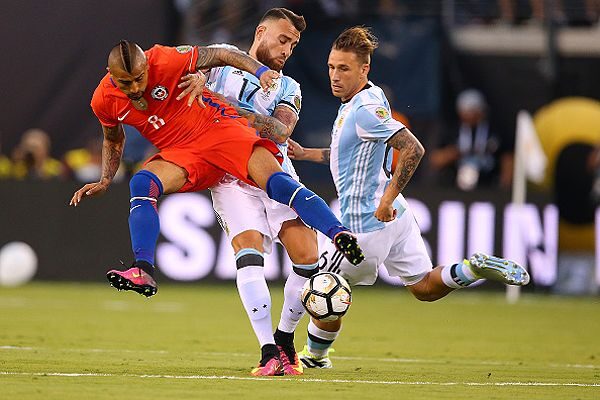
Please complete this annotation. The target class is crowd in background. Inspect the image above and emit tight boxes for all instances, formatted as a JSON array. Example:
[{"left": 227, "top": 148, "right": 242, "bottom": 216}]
[
  {"left": 174, "top": 0, "right": 600, "bottom": 48},
  {"left": 2, "top": 0, "right": 599, "bottom": 193}
]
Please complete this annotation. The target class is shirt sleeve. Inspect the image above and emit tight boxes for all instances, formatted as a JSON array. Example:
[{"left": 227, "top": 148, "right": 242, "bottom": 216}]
[
  {"left": 90, "top": 86, "right": 117, "bottom": 128},
  {"left": 152, "top": 44, "right": 199, "bottom": 74},
  {"left": 276, "top": 78, "right": 302, "bottom": 115},
  {"left": 355, "top": 103, "right": 405, "bottom": 141}
]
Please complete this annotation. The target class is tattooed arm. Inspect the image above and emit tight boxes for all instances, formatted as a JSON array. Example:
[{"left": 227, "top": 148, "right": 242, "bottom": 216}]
[
  {"left": 287, "top": 138, "right": 331, "bottom": 164},
  {"left": 100, "top": 125, "right": 126, "bottom": 183},
  {"left": 233, "top": 106, "right": 291, "bottom": 143},
  {"left": 374, "top": 127, "right": 425, "bottom": 222},
  {"left": 69, "top": 124, "right": 125, "bottom": 206},
  {"left": 201, "top": 89, "right": 291, "bottom": 143},
  {"left": 195, "top": 47, "right": 279, "bottom": 90},
  {"left": 243, "top": 105, "right": 299, "bottom": 143}
]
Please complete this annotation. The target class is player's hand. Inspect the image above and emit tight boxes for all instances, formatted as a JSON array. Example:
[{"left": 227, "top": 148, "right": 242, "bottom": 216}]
[
  {"left": 258, "top": 69, "right": 280, "bottom": 92},
  {"left": 177, "top": 72, "right": 207, "bottom": 108},
  {"left": 287, "top": 138, "right": 306, "bottom": 160},
  {"left": 374, "top": 201, "right": 397, "bottom": 222},
  {"left": 69, "top": 179, "right": 110, "bottom": 207}
]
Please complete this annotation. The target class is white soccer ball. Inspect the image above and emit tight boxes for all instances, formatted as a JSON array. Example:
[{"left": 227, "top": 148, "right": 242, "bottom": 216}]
[
  {"left": 301, "top": 272, "right": 352, "bottom": 321},
  {"left": 0, "top": 241, "right": 38, "bottom": 287}
]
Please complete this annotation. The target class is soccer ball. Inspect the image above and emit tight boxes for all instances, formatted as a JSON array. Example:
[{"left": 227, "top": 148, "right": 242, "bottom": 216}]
[{"left": 301, "top": 272, "right": 352, "bottom": 321}]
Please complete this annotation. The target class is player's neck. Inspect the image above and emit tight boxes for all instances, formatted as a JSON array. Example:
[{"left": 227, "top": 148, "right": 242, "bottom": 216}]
[
  {"left": 248, "top": 46, "right": 258, "bottom": 62},
  {"left": 341, "top": 79, "right": 370, "bottom": 103}
]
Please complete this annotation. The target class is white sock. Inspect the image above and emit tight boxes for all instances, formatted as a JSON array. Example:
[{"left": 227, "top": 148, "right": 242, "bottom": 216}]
[
  {"left": 236, "top": 265, "right": 274, "bottom": 347},
  {"left": 277, "top": 269, "right": 310, "bottom": 333},
  {"left": 440, "top": 261, "right": 479, "bottom": 289},
  {"left": 307, "top": 320, "right": 340, "bottom": 357}
]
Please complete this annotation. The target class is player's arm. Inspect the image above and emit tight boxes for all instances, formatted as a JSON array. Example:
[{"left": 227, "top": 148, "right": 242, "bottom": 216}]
[
  {"left": 69, "top": 124, "right": 125, "bottom": 206},
  {"left": 235, "top": 107, "right": 291, "bottom": 144},
  {"left": 287, "top": 138, "right": 330, "bottom": 164},
  {"left": 374, "top": 127, "right": 424, "bottom": 222},
  {"left": 195, "top": 47, "right": 279, "bottom": 91},
  {"left": 238, "top": 104, "right": 298, "bottom": 143},
  {"left": 99, "top": 124, "right": 126, "bottom": 183}
]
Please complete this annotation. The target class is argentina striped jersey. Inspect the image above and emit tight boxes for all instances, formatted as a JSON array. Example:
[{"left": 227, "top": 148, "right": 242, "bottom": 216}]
[
  {"left": 330, "top": 82, "right": 407, "bottom": 233},
  {"left": 205, "top": 44, "right": 302, "bottom": 179}
]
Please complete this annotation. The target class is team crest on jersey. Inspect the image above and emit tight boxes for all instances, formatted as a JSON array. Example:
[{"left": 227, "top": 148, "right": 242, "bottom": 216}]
[
  {"left": 151, "top": 85, "right": 169, "bottom": 101},
  {"left": 294, "top": 95, "right": 302, "bottom": 111},
  {"left": 375, "top": 107, "right": 390, "bottom": 120},
  {"left": 336, "top": 115, "right": 345, "bottom": 129},
  {"left": 176, "top": 45, "right": 193, "bottom": 54}
]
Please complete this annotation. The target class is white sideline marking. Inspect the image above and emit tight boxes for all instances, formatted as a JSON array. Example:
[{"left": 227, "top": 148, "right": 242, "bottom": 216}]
[
  {"left": 2, "top": 346, "right": 598, "bottom": 370},
  {"left": 0, "top": 371, "right": 599, "bottom": 387}
]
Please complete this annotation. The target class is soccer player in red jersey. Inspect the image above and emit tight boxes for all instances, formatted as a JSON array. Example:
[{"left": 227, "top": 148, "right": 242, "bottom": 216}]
[{"left": 69, "top": 41, "right": 364, "bottom": 302}]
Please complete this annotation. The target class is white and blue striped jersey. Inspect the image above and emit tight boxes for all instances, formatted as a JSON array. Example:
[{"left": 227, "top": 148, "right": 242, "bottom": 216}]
[
  {"left": 330, "top": 82, "right": 407, "bottom": 233},
  {"left": 205, "top": 44, "right": 302, "bottom": 180}
]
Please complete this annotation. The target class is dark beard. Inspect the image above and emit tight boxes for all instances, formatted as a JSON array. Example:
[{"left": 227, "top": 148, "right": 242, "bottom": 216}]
[{"left": 255, "top": 42, "right": 281, "bottom": 71}]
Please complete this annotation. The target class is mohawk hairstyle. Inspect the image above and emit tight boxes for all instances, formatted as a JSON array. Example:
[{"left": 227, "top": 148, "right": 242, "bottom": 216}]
[
  {"left": 332, "top": 26, "right": 379, "bottom": 64},
  {"left": 260, "top": 7, "right": 306, "bottom": 33},
  {"left": 118, "top": 40, "right": 133, "bottom": 73}
]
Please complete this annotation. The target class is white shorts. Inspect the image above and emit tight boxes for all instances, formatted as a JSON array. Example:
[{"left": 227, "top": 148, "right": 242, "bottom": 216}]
[
  {"left": 319, "top": 207, "right": 433, "bottom": 286},
  {"left": 210, "top": 175, "right": 299, "bottom": 253}
]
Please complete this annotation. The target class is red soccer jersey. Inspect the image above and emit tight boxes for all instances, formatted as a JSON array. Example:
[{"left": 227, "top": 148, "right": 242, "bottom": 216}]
[
  {"left": 89, "top": 44, "right": 282, "bottom": 191},
  {"left": 91, "top": 44, "right": 238, "bottom": 150}
]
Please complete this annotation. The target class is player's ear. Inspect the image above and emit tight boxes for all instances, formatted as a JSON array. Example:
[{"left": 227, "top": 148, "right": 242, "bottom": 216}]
[
  {"left": 255, "top": 25, "right": 266, "bottom": 41},
  {"left": 361, "top": 63, "right": 370, "bottom": 77}
]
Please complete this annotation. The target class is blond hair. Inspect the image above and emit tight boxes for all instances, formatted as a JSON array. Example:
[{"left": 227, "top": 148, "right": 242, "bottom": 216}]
[{"left": 332, "top": 26, "right": 378, "bottom": 64}]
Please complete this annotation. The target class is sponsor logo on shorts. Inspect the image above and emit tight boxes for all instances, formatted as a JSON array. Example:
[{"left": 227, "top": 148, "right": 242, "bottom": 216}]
[{"left": 151, "top": 85, "right": 169, "bottom": 101}]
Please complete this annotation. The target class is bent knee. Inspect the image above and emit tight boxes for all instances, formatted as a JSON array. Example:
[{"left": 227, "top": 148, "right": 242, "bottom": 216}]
[
  {"left": 408, "top": 278, "right": 441, "bottom": 302},
  {"left": 231, "top": 230, "right": 264, "bottom": 253}
]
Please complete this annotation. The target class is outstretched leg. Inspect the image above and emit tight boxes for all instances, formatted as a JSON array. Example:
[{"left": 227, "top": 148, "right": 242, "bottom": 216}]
[{"left": 248, "top": 146, "right": 364, "bottom": 265}]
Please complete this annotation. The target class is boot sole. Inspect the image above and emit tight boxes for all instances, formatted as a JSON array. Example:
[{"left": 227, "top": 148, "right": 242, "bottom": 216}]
[{"left": 106, "top": 272, "right": 158, "bottom": 297}]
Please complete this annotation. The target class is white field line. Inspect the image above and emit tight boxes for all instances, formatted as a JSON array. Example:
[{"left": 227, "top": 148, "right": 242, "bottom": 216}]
[
  {"left": 2, "top": 345, "right": 599, "bottom": 370},
  {"left": 0, "top": 371, "right": 599, "bottom": 387}
]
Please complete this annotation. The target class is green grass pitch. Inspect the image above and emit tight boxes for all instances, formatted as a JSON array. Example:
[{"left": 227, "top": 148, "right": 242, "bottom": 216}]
[{"left": 1, "top": 282, "right": 599, "bottom": 399}]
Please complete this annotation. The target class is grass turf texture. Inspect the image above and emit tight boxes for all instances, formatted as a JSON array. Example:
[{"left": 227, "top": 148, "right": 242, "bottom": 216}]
[{"left": 1, "top": 283, "right": 599, "bottom": 399}]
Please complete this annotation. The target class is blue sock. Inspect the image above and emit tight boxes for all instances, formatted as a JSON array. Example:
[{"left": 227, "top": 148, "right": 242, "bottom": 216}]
[
  {"left": 128, "top": 170, "right": 163, "bottom": 266},
  {"left": 266, "top": 172, "right": 346, "bottom": 240}
]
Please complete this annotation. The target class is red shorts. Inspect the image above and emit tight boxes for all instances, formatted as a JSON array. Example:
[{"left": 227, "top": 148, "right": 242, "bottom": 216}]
[{"left": 145, "top": 117, "right": 283, "bottom": 192}]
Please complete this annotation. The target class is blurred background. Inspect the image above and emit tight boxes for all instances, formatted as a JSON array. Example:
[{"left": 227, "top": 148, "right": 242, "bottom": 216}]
[{"left": 0, "top": 0, "right": 599, "bottom": 296}]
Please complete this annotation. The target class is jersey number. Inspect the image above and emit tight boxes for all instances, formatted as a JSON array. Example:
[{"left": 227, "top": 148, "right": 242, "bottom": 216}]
[
  {"left": 238, "top": 78, "right": 261, "bottom": 103},
  {"left": 148, "top": 115, "right": 165, "bottom": 130}
]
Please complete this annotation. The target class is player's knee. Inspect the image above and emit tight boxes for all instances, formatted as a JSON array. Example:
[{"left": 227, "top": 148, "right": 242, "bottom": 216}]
[
  {"left": 231, "top": 231, "right": 264, "bottom": 253},
  {"left": 130, "top": 170, "right": 164, "bottom": 198},
  {"left": 235, "top": 248, "right": 264, "bottom": 269},
  {"left": 408, "top": 282, "right": 441, "bottom": 302},
  {"left": 412, "top": 291, "right": 438, "bottom": 302}
]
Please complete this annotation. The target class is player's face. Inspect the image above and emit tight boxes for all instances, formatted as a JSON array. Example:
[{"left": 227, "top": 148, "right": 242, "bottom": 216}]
[
  {"left": 328, "top": 49, "right": 370, "bottom": 102},
  {"left": 110, "top": 62, "right": 149, "bottom": 101},
  {"left": 255, "top": 18, "right": 300, "bottom": 71}
]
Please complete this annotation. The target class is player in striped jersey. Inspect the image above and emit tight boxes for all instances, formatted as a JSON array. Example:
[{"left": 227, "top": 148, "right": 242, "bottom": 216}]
[
  {"left": 180, "top": 8, "right": 331, "bottom": 376},
  {"left": 288, "top": 26, "right": 530, "bottom": 369}
]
